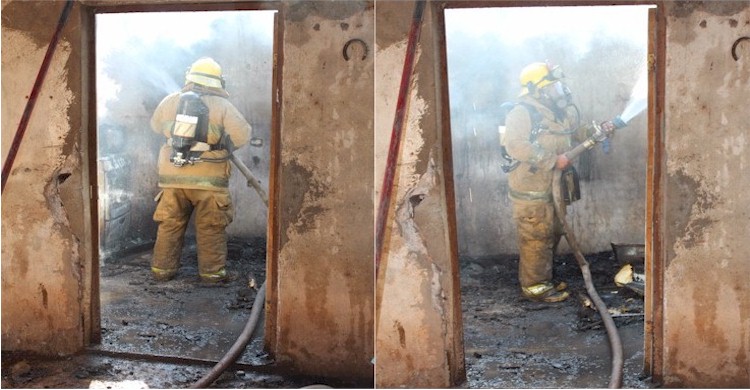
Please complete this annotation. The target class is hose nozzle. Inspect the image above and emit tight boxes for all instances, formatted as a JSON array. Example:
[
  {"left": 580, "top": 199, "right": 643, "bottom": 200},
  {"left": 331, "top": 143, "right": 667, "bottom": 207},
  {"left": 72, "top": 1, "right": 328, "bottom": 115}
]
[
  {"left": 563, "top": 116, "right": 625, "bottom": 162},
  {"left": 611, "top": 116, "right": 627, "bottom": 129}
]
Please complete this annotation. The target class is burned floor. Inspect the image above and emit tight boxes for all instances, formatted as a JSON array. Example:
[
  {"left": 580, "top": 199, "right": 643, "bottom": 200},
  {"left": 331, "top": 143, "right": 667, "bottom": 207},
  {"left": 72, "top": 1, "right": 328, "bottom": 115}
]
[
  {"left": 2, "top": 235, "right": 653, "bottom": 389},
  {"left": 460, "top": 248, "right": 653, "bottom": 388},
  {"left": 1, "top": 237, "right": 346, "bottom": 389}
]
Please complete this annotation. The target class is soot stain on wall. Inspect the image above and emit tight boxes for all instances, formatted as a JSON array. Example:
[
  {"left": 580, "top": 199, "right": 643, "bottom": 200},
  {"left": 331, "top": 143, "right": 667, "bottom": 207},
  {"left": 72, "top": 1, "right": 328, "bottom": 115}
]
[
  {"left": 667, "top": 2, "right": 749, "bottom": 48},
  {"left": 286, "top": 1, "right": 371, "bottom": 22},
  {"left": 2, "top": 1, "right": 65, "bottom": 46},
  {"left": 280, "top": 158, "right": 330, "bottom": 246},
  {"left": 669, "top": 1, "right": 748, "bottom": 18},
  {"left": 665, "top": 167, "right": 719, "bottom": 264}
]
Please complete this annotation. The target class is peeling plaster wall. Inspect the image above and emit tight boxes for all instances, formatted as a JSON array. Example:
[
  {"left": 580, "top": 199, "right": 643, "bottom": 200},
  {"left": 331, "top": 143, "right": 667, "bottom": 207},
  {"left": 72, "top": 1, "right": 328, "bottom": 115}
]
[
  {"left": 662, "top": 1, "right": 749, "bottom": 387},
  {"left": 375, "top": 2, "right": 464, "bottom": 387},
  {"left": 271, "top": 1, "right": 374, "bottom": 384},
  {"left": 1, "top": 1, "right": 87, "bottom": 354}
]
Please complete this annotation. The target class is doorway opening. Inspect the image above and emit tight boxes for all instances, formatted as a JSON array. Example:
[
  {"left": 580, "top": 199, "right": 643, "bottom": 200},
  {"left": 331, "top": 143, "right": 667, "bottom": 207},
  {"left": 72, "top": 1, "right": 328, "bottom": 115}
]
[
  {"left": 444, "top": 4, "right": 653, "bottom": 388},
  {"left": 94, "top": 8, "right": 276, "bottom": 370}
]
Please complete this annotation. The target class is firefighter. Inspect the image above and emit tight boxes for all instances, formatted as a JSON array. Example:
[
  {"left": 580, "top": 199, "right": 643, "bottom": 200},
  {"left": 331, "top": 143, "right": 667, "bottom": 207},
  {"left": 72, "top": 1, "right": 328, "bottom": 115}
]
[
  {"left": 503, "top": 62, "right": 604, "bottom": 302},
  {"left": 150, "top": 57, "right": 251, "bottom": 283}
]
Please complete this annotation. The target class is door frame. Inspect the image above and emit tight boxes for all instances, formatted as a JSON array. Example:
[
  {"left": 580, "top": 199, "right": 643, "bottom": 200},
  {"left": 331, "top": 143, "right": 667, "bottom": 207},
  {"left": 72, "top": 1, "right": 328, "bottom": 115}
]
[
  {"left": 82, "top": 1, "right": 284, "bottom": 353},
  {"left": 435, "top": 0, "right": 667, "bottom": 382}
]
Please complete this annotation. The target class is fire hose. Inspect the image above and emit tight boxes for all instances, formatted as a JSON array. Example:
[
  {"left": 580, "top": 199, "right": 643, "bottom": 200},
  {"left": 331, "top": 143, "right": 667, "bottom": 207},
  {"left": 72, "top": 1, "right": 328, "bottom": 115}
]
[
  {"left": 229, "top": 154, "right": 269, "bottom": 206},
  {"left": 552, "top": 117, "right": 627, "bottom": 388},
  {"left": 191, "top": 154, "right": 267, "bottom": 388},
  {"left": 191, "top": 283, "right": 266, "bottom": 388}
]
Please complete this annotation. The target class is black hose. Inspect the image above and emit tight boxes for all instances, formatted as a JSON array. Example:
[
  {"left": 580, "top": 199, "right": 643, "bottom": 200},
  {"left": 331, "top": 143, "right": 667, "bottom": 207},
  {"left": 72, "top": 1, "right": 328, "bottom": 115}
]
[
  {"left": 191, "top": 282, "right": 266, "bottom": 388},
  {"left": 189, "top": 157, "right": 269, "bottom": 388},
  {"left": 552, "top": 169, "right": 623, "bottom": 388},
  {"left": 229, "top": 154, "right": 269, "bottom": 206}
]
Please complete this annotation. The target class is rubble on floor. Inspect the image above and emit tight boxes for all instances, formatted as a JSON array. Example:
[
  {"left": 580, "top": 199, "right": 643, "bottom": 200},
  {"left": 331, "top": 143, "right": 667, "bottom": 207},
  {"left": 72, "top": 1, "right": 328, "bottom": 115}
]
[
  {"left": 1, "top": 237, "right": 349, "bottom": 389},
  {"left": 460, "top": 250, "right": 654, "bottom": 388}
]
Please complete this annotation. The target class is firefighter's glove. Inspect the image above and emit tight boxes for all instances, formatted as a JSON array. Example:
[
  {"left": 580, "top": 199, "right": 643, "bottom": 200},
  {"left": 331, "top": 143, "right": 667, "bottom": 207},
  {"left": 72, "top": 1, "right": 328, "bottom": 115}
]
[
  {"left": 219, "top": 133, "right": 236, "bottom": 154},
  {"left": 600, "top": 120, "right": 617, "bottom": 135},
  {"left": 555, "top": 154, "right": 571, "bottom": 170}
]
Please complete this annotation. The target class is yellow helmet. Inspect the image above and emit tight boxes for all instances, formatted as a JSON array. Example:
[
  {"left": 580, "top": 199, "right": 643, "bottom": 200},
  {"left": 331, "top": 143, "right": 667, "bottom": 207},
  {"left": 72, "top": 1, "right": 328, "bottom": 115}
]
[
  {"left": 185, "top": 57, "right": 224, "bottom": 89},
  {"left": 519, "top": 62, "right": 564, "bottom": 96}
]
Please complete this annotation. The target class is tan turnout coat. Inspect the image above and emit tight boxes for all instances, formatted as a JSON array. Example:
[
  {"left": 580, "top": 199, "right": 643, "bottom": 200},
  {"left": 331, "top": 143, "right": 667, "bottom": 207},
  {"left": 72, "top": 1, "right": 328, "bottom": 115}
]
[{"left": 150, "top": 84, "right": 251, "bottom": 190}]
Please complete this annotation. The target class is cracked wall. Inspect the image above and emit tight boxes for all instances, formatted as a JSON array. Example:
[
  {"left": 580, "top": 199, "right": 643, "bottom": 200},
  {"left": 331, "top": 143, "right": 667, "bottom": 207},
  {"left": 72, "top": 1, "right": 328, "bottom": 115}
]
[
  {"left": 4, "top": 1, "right": 749, "bottom": 388},
  {"left": 2, "top": 1, "right": 375, "bottom": 383},
  {"left": 1, "top": 1, "right": 86, "bottom": 354},
  {"left": 375, "top": 2, "right": 464, "bottom": 387},
  {"left": 662, "top": 1, "right": 749, "bottom": 387}
]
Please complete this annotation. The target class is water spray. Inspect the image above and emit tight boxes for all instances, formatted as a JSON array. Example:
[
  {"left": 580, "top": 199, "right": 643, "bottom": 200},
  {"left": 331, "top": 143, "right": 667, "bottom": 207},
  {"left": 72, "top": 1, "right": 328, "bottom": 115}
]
[
  {"left": 619, "top": 65, "right": 648, "bottom": 123},
  {"left": 563, "top": 65, "right": 648, "bottom": 161}
]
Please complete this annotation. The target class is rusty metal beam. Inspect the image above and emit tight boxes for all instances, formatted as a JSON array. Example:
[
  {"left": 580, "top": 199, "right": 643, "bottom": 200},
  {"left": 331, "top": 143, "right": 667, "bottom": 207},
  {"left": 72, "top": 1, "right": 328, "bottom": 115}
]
[
  {"left": 86, "top": 347, "right": 282, "bottom": 374},
  {"left": 440, "top": 0, "right": 659, "bottom": 9},
  {"left": 432, "top": 1, "right": 466, "bottom": 386},
  {"left": 264, "top": 5, "right": 284, "bottom": 362},
  {"left": 83, "top": 1, "right": 281, "bottom": 14},
  {"left": 647, "top": 2, "right": 667, "bottom": 384}
]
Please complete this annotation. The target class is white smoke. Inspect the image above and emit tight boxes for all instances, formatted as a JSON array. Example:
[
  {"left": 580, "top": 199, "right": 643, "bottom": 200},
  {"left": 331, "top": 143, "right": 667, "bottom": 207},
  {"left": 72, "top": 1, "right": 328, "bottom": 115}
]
[{"left": 95, "top": 10, "right": 275, "bottom": 253}]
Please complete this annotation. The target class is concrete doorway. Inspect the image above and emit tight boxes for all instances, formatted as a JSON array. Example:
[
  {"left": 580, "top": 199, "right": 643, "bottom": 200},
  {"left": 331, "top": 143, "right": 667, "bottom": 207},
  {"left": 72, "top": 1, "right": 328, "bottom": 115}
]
[
  {"left": 443, "top": 4, "right": 653, "bottom": 387},
  {"left": 93, "top": 7, "right": 276, "bottom": 382}
]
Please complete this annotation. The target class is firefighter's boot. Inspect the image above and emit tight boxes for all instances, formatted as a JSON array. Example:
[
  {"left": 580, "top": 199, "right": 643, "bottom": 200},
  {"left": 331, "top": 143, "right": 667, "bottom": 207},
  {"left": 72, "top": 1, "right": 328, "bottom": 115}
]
[
  {"left": 522, "top": 281, "right": 570, "bottom": 303},
  {"left": 152, "top": 266, "right": 178, "bottom": 281}
]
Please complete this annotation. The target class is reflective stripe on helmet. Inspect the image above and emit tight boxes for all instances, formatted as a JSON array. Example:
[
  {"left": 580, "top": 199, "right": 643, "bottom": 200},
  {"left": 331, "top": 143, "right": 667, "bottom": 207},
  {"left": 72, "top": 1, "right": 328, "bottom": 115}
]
[{"left": 185, "top": 58, "right": 224, "bottom": 89}]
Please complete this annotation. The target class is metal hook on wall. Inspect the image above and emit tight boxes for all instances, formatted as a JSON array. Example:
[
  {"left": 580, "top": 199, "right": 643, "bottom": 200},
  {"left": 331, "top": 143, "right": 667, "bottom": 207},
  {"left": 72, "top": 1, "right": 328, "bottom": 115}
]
[
  {"left": 343, "top": 38, "right": 368, "bottom": 61},
  {"left": 731, "top": 36, "right": 749, "bottom": 61}
]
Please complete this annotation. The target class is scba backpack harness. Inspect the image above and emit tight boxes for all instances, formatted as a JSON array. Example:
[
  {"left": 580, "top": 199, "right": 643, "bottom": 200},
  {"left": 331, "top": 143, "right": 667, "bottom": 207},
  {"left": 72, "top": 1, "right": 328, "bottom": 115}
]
[
  {"left": 499, "top": 102, "right": 581, "bottom": 205},
  {"left": 169, "top": 91, "right": 232, "bottom": 167},
  {"left": 499, "top": 102, "right": 543, "bottom": 174}
]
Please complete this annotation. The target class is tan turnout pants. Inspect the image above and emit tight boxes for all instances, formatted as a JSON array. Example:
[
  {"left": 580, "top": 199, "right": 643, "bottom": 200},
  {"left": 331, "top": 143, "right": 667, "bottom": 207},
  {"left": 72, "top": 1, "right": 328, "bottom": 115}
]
[
  {"left": 151, "top": 188, "right": 234, "bottom": 278},
  {"left": 511, "top": 199, "right": 565, "bottom": 288}
]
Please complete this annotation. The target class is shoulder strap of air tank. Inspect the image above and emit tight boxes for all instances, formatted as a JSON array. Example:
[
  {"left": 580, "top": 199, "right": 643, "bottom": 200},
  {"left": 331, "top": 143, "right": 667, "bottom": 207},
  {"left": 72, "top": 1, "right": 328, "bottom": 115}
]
[{"left": 515, "top": 102, "right": 543, "bottom": 142}]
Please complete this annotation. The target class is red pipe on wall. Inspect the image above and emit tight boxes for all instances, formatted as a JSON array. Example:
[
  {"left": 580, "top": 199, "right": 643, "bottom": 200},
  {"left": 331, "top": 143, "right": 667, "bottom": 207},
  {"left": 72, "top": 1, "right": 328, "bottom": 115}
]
[
  {"left": 1, "top": 0, "right": 75, "bottom": 194},
  {"left": 375, "top": 1, "right": 426, "bottom": 272}
]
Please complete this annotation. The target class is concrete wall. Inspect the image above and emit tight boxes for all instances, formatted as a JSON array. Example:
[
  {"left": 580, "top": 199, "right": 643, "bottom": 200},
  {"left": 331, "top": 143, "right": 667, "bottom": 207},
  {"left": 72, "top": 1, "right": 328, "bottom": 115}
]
[
  {"left": 375, "top": 2, "right": 464, "bottom": 387},
  {"left": 374, "top": 0, "right": 749, "bottom": 388},
  {"left": 1, "top": 0, "right": 87, "bottom": 355},
  {"left": 268, "top": 1, "right": 374, "bottom": 384},
  {"left": 3, "top": 0, "right": 749, "bottom": 388},
  {"left": 2, "top": 0, "right": 374, "bottom": 384},
  {"left": 660, "top": 1, "right": 749, "bottom": 387}
]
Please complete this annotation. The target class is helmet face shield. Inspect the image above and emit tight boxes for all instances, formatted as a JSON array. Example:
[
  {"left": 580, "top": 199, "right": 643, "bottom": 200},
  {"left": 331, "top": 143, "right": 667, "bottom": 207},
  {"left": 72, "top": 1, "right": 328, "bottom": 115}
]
[
  {"left": 547, "top": 65, "right": 564, "bottom": 82},
  {"left": 546, "top": 81, "right": 566, "bottom": 98},
  {"left": 541, "top": 80, "right": 573, "bottom": 109}
]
